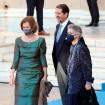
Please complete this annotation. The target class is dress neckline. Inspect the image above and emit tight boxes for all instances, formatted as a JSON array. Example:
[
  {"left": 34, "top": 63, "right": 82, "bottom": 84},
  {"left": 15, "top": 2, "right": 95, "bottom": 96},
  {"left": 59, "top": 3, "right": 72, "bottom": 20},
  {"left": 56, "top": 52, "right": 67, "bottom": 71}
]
[{"left": 20, "top": 37, "right": 40, "bottom": 43}]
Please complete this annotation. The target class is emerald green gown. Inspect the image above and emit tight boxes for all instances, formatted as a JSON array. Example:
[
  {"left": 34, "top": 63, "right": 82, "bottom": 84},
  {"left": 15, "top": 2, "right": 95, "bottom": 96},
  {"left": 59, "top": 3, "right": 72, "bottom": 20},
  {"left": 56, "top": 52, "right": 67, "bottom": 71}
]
[{"left": 11, "top": 37, "right": 47, "bottom": 105}]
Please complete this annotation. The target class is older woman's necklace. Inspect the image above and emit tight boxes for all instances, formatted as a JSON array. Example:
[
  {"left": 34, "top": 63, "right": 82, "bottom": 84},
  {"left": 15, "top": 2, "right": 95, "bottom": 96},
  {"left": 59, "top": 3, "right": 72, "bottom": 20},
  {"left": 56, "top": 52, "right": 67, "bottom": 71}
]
[{"left": 25, "top": 35, "right": 35, "bottom": 44}]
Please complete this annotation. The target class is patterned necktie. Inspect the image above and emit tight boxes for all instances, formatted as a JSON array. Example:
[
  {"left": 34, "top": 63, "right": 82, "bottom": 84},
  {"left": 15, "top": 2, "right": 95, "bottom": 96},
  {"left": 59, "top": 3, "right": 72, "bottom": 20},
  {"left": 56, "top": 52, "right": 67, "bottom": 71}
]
[{"left": 56, "top": 24, "right": 62, "bottom": 42}]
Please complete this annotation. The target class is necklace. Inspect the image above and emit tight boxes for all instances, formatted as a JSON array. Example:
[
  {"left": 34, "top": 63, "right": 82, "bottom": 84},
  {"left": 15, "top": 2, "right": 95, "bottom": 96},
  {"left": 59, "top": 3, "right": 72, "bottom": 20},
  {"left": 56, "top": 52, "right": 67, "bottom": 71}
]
[{"left": 25, "top": 35, "right": 35, "bottom": 44}]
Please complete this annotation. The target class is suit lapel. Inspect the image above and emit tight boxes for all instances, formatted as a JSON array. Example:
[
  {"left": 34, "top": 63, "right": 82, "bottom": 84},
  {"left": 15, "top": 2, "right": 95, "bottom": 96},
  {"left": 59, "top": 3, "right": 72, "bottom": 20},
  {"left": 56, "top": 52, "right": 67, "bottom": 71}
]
[
  {"left": 54, "top": 24, "right": 60, "bottom": 38},
  {"left": 57, "top": 21, "right": 71, "bottom": 53}
]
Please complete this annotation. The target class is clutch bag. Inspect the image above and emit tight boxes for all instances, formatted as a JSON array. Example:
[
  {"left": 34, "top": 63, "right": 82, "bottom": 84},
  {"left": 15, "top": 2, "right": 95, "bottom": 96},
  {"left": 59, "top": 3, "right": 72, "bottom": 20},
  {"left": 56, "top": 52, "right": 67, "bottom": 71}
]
[{"left": 45, "top": 81, "right": 53, "bottom": 97}]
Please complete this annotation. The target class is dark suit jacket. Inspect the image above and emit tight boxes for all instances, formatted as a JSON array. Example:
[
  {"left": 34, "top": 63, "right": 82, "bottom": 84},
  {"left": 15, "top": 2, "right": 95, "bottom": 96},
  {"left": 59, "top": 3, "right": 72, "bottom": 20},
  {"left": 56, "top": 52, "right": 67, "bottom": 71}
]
[{"left": 52, "top": 21, "right": 72, "bottom": 74}]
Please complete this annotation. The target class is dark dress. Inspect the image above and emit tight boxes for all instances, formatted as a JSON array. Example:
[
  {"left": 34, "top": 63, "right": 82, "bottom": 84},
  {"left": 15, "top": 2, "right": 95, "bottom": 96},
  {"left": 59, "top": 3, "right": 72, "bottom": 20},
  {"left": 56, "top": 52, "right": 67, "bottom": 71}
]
[
  {"left": 66, "top": 41, "right": 93, "bottom": 105},
  {"left": 11, "top": 37, "right": 47, "bottom": 105}
]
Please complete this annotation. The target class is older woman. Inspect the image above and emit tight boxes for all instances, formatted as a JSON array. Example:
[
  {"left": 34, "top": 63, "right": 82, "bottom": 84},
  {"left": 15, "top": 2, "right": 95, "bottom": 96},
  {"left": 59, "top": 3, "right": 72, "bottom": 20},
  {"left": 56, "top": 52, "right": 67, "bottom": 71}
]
[
  {"left": 66, "top": 24, "right": 94, "bottom": 105},
  {"left": 9, "top": 16, "right": 47, "bottom": 105}
]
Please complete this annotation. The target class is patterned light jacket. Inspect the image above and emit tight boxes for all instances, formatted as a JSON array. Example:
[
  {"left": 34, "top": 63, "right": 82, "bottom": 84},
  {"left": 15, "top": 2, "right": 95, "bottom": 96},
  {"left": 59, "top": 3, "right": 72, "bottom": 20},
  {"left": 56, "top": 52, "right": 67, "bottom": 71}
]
[{"left": 66, "top": 40, "right": 94, "bottom": 94}]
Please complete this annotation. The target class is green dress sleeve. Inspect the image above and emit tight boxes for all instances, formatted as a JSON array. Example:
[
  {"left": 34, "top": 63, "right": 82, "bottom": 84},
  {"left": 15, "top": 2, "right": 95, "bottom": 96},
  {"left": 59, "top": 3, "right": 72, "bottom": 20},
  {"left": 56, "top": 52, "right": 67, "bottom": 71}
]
[
  {"left": 11, "top": 38, "right": 20, "bottom": 69},
  {"left": 40, "top": 38, "right": 47, "bottom": 67}
]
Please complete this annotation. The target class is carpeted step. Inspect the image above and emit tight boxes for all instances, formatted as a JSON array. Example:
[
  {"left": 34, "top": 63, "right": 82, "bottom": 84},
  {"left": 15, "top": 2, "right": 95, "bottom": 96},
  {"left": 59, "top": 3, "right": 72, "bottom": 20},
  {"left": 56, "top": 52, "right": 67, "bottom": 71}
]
[
  {"left": 102, "top": 83, "right": 105, "bottom": 91},
  {"left": 96, "top": 91, "right": 105, "bottom": 105},
  {"left": 48, "top": 91, "right": 105, "bottom": 105}
]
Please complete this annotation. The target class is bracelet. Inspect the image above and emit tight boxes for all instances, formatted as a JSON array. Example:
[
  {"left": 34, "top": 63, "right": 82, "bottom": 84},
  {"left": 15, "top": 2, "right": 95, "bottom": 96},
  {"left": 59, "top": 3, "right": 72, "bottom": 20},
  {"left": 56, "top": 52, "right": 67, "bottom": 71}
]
[
  {"left": 86, "top": 82, "right": 92, "bottom": 85},
  {"left": 44, "top": 74, "right": 48, "bottom": 76},
  {"left": 10, "top": 75, "right": 14, "bottom": 77}
]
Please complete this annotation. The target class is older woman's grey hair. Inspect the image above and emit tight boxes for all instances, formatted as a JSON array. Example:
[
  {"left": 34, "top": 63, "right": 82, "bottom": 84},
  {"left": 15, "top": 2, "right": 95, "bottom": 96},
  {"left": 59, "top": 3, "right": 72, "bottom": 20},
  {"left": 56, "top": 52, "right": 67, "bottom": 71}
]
[{"left": 68, "top": 24, "right": 82, "bottom": 38}]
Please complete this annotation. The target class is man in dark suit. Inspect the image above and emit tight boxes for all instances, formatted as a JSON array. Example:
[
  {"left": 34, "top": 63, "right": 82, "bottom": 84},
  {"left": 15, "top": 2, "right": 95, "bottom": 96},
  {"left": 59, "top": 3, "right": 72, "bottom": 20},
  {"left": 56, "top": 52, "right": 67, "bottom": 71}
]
[
  {"left": 52, "top": 4, "right": 72, "bottom": 105},
  {"left": 26, "top": 0, "right": 50, "bottom": 35},
  {"left": 85, "top": 0, "right": 99, "bottom": 27}
]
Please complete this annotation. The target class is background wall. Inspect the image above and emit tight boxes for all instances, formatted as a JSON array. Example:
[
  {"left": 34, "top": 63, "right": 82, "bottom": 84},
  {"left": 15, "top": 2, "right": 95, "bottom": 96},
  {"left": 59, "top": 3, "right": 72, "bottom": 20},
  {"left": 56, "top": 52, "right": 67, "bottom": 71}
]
[
  {"left": 0, "top": 0, "right": 105, "bottom": 10},
  {"left": 0, "top": 0, "right": 105, "bottom": 31}
]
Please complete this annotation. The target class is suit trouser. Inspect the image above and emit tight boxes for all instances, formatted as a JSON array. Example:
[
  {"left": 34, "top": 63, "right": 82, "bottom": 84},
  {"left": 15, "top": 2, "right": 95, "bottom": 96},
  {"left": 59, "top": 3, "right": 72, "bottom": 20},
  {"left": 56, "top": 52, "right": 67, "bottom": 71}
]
[
  {"left": 26, "top": 0, "right": 44, "bottom": 31},
  {"left": 57, "top": 62, "right": 67, "bottom": 105},
  {"left": 86, "top": 0, "right": 99, "bottom": 23}
]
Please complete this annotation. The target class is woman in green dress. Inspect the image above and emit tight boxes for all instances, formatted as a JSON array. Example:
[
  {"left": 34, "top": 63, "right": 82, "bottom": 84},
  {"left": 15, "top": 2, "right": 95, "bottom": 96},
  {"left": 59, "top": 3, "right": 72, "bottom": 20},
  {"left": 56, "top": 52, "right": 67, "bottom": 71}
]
[{"left": 9, "top": 16, "right": 48, "bottom": 105}]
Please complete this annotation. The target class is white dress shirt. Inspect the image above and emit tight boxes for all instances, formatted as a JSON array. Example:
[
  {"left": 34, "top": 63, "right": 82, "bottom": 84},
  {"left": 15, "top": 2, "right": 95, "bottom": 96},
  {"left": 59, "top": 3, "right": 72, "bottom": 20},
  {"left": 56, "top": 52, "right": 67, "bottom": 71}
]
[{"left": 60, "top": 19, "right": 69, "bottom": 34}]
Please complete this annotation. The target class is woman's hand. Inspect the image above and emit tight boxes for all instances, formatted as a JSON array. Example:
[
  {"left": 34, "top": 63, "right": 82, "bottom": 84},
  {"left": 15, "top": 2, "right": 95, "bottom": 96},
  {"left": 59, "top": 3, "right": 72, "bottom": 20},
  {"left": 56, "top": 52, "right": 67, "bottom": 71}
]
[
  {"left": 42, "top": 74, "right": 48, "bottom": 83},
  {"left": 42, "top": 67, "right": 47, "bottom": 82},
  {"left": 9, "top": 75, "right": 15, "bottom": 86},
  {"left": 85, "top": 83, "right": 91, "bottom": 90},
  {"left": 9, "top": 69, "right": 15, "bottom": 86}
]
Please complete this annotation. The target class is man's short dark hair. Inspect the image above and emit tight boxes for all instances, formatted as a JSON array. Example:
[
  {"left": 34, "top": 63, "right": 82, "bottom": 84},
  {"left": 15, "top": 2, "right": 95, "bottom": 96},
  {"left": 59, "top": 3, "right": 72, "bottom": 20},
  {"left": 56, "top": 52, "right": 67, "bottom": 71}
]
[{"left": 56, "top": 4, "right": 69, "bottom": 16}]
